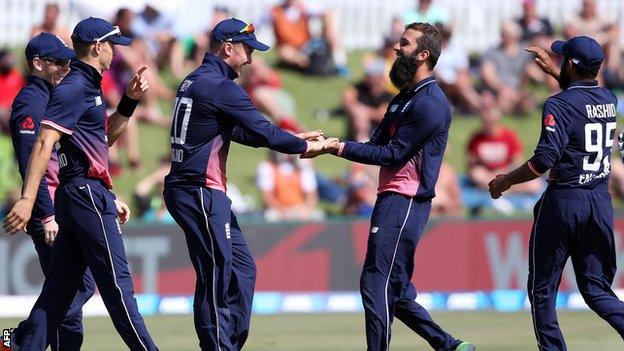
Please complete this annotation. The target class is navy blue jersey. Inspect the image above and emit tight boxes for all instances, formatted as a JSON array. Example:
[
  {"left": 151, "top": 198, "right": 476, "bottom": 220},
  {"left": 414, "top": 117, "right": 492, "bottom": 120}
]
[
  {"left": 165, "top": 53, "right": 307, "bottom": 191},
  {"left": 9, "top": 76, "right": 59, "bottom": 221},
  {"left": 337, "top": 76, "right": 451, "bottom": 200},
  {"left": 41, "top": 61, "right": 113, "bottom": 188},
  {"left": 528, "top": 80, "right": 617, "bottom": 191}
]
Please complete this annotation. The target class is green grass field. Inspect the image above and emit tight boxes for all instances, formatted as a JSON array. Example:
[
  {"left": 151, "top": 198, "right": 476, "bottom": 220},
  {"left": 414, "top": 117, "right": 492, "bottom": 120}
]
[{"left": 2, "top": 311, "right": 622, "bottom": 350}]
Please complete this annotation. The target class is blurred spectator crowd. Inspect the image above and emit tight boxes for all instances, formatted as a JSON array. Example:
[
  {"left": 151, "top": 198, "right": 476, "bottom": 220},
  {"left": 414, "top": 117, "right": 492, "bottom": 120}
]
[{"left": 1, "top": 0, "right": 624, "bottom": 222}]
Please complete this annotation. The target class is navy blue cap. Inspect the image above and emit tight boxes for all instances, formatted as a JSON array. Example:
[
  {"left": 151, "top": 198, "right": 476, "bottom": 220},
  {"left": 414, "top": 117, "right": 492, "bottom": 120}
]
[
  {"left": 72, "top": 17, "right": 132, "bottom": 46},
  {"left": 212, "top": 18, "right": 269, "bottom": 51},
  {"left": 551, "top": 36, "right": 604, "bottom": 71},
  {"left": 25, "top": 32, "right": 74, "bottom": 60}
]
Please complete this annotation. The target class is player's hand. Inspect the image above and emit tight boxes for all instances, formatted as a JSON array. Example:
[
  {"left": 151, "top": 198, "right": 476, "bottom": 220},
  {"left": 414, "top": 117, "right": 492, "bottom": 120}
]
[
  {"left": 125, "top": 66, "right": 149, "bottom": 100},
  {"left": 296, "top": 130, "right": 324, "bottom": 141},
  {"left": 488, "top": 174, "right": 511, "bottom": 199},
  {"left": 526, "top": 46, "right": 560, "bottom": 80},
  {"left": 114, "top": 200, "right": 131, "bottom": 224},
  {"left": 43, "top": 217, "right": 59, "bottom": 246},
  {"left": 3, "top": 198, "right": 35, "bottom": 235},
  {"left": 301, "top": 138, "right": 341, "bottom": 158}
]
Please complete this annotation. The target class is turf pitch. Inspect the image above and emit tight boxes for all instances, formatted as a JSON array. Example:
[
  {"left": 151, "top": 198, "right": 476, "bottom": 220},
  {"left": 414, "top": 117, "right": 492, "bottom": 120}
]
[{"left": 1, "top": 311, "right": 621, "bottom": 350}]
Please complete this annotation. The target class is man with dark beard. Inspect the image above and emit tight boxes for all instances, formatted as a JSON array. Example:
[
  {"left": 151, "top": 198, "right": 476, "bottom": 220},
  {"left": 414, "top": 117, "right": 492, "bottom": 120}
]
[
  {"left": 302, "top": 22, "right": 475, "bottom": 351},
  {"left": 491, "top": 37, "right": 624, "bottom": 350}
]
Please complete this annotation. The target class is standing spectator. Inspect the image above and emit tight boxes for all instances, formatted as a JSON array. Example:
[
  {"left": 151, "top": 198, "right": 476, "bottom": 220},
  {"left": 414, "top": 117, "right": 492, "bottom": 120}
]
[
  {"left": 435, "top": 23, "right": 481, "bottom": 113},
  {"left": 464, "top": 93, "right": 543, "bottom": 214},
  {"left": 403, "top": 0, "right": 450, "bottom": 26},
  {"left": 266, "top": 0, "right": 348, "bottom": 76},
  {"left": 480, "top": 21, "right": 535, "bottom": 115},
  {"left": 30, "top": 2, "right": 72, "bottom": 45},
  {"left": 0, "top": 51, "right": 25, "bottom": 133},
  {"left": 342, "top": 58, "right": 393, "bottom": 141},
  {"left": 257, "top": 150, "right": 324, "bottom": 222}
]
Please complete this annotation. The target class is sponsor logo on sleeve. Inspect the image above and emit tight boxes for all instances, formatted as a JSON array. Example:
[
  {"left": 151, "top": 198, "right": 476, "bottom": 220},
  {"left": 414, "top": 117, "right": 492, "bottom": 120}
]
[
  {"left": 19, "top": 116, "right": 36, "bottom": 135},
  {"left": 543, "top": 114, "right": 556, "bottom": 132}
]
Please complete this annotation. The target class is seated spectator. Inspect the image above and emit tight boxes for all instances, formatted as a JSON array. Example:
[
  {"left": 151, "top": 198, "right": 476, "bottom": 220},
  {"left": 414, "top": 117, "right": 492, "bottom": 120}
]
[
  {"left": 517, "top": 0, "right": 554, "bottom": 44},
  {"left": 239, "top": 56, "right": 300, "bottom": 131},
  {"left": 257, "top": 150, "right": 324, "bottom": 222},
  {"left": 342, "top": 58, "right": 393, "bottom": 141},
  {"left": 0, "top": 51, "right": 25, "bottom": 133},
  {"left": 435, "top": 23, "right": 481, "bottom": 113},
  {"left": 480, "top": 21, "right": 535, "bottom": 115},
  {"left": 134, "top": 156, "right": 173, "bottom": 222},
  {"left": 403, "top": 0, "right": 450, "bottom": 26},
  {"left": 378, "top": 33, "right": 401, "bottom": 95},
  {"left": 30, "top": 2, "right": 72, "bottom": 45},
  {"left": 431, "top": 162, "right": 462, "bottom": 217},
  {"left": 463, "top": 94, "right": 543, "bottom": 215},
  {"left": 566, "top": 0, "right": 611, "bottom": 45},
  {"left": 111, "top": 7, "right": 172, "bottom": 127},
  {"left": 516, "top": 1, "right": 559, "bottom": 92},
  {"left": 266, "top": 0, "right": 348, "bottom": 76},
  {"left": 603, "top": 23, "right": 624, "bottom": 96},
  {"left": 131, "top": 3, "right": 186, "bottom": 78},
  {"left": 344, "top": 163, "right": 378, "bottom": 217}
]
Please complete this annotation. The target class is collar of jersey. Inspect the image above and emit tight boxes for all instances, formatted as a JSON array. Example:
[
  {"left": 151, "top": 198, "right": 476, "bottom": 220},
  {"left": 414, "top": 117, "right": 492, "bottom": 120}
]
[
  {"left": 567, "top": 79, "right": 599, "bottom": 89},
  {"left": 410, "top": 75, "right": 436, "bottom": 94},
  {"left": 202, "top": 53, "right": 238, "bottom": 80},
  {"left": 70, "top": 60, "right": 103, "bottom": 86},
  {"left": 28, "top": 75, "right": 53, "bottom": 95}
]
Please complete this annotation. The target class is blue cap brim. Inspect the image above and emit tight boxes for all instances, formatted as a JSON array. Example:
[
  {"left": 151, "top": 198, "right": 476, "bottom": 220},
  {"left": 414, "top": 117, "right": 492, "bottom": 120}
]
[
  {"left": 49, "top": 46, "right": 75, "bottom": 60},
  {"left": 551, "top": 40, "right": 566, "bottom": 56},
  {"left": 244, "top": 39, "right": 270, "bottom": 52},
  {"left": 108, "top": 36, "right": 133, "bottom": 46}
]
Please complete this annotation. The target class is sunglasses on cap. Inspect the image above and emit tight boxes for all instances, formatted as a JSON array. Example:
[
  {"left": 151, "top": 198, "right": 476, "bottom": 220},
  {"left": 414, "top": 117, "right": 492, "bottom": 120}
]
[
  {"left": 220, "top": 23, "right": 255, "bottom": 43},
  {"left": 39, "top": 56, "right": 71, "bottom": 66},
  {"left": 95, "top": 26, "right": 121, "bottom": 42}
]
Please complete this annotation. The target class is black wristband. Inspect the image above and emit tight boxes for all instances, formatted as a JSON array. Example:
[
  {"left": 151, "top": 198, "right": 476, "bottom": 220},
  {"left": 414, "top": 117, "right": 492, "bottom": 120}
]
[{"left": 117, "top": 94, "right": 139, "bottom": 117}]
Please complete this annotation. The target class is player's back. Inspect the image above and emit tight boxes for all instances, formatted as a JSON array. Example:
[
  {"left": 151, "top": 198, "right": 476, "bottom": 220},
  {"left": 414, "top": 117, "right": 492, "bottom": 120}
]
[
  {"left": 542, "top": 81, "right": 617, "bottom": 191},
  {"left": 165, "top": 53, "right": 238, "bottom": 191}
]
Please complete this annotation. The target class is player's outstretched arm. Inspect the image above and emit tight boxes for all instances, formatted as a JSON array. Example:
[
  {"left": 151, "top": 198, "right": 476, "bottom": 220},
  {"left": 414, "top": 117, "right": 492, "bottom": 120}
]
[
  {"left": 526, "top": 47, "right": 560, "bottom": 80},
  {"left": 488, "top": 161, "right": 541, "bottom": 199},
  {"left": 3, "top": 126, "right": 62, "bottom": 235},
  {"left": 107, "top": 65, "right": 149, "bottom": 146}
]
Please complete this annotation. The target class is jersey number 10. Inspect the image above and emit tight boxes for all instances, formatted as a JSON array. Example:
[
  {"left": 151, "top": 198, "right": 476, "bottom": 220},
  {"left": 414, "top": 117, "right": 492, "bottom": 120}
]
[
  {"left": 171, "top": 97, "right": 193, "bottom": 145},
  {"left": 583, "top": 122, "right": 616, "bottom": 172}
]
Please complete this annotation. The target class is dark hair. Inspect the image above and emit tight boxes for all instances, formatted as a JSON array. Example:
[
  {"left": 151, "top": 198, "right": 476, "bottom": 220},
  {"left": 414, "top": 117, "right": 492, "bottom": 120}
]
[
  {"left": 404, "top": 22, "right": 442, "bottom": 70},
  {"left": 71, "top": 36, "right": 93, "bottom": 58},
  {"left": 565, "top": 55, "right": 600, "bottom": 79}
]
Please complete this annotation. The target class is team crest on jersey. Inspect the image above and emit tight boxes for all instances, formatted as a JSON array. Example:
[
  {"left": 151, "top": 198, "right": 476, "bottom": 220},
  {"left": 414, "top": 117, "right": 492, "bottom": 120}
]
[
  {"left": 95, "top": 96, "right": 102, "bottom": 106},
  {"left": 390, "top": 104, "right": 398, "bottom": 113},
  {"left": 180, "top": 80, "right": 193, "bottom": 92}
]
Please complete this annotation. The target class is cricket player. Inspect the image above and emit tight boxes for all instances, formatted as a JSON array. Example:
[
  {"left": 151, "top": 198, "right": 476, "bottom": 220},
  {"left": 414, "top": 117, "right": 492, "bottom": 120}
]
[
  {"left": 489, "top": 36, "right": 624, "bottom": 350},
  {"left": 162, "top": 18, "right": 327, "bottom": 351},
  {"left": 8, "top": 32, "right": 95, "bottom": 351},
  {"left": 303, "top": 22, "right": 474, "bottom": 351},
  {"left": 4, "top": 17, "right": 158, "bottom": 350}
]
